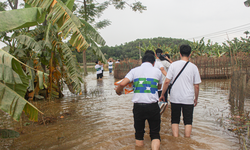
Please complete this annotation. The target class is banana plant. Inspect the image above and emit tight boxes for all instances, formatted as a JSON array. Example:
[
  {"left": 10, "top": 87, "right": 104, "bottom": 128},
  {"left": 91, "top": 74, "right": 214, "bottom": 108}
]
[
  {"left": 223, "top": 38, "right": 243, "bottom": 57},
  {"left": 0, "top": 0, "right": 101, "bottom": 121},
  {"left": 136, "top": 41, "right": 156, "bottom": 53},
  {"left": 190, "top": 37, "right": 205, "bottom": 57}
]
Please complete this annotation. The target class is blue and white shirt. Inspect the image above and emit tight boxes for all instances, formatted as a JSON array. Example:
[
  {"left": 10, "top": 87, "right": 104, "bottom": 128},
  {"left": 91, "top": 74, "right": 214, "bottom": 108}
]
[
  {"left": 108, "top": 62, "right": 113, "bottom": 69},
  {"left": 125, "top": 62, "right": 163, "bottom": 103},
  {"left": 95, "top": 64, "right": 102, "bottom": 74}
]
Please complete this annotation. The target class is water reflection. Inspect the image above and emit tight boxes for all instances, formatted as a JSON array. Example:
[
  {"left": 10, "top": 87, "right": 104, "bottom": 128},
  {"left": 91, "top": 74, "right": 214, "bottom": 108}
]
[{"left": 0, "top": 72, "right": 248, "bottom": 149}]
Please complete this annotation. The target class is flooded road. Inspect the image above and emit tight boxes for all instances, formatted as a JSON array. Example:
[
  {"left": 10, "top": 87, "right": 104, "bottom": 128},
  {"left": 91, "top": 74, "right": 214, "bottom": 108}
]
[{"left": 0, "top": 71, "right": 245, "bottom": 149}]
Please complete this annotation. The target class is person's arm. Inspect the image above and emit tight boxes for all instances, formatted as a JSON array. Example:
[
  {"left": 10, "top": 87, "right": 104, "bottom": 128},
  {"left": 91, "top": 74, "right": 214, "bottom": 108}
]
[
  {"left": 159, "top": 78, "right": 170, "bottom": 102},
  {"left": 115, "top": 78, "right": 130, "bottom": 95},
  {"left": 160, "top": 67, "right": 167, "bottom": 76},
  {"left": 158, "top": 84, "right": 162, "bottom": 90},
  {"left": 194, "top": 84, "right": 199, "bottom": 107},
  {"left": 166, "top": 57, "right": 173, "bottom": 63}
]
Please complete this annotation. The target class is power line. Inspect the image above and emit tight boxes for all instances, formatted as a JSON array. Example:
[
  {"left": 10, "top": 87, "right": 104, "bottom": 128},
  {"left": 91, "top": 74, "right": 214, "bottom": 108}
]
[
  {"left": 205, "top": 27, "right": 250, "bottom": 39},
  {"left": 187, "top": 23, "right": 250, "bottom": 40}
]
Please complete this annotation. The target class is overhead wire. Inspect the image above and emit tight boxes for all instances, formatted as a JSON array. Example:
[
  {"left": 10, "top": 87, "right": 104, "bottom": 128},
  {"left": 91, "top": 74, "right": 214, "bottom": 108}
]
[{"left": 187, "top": 23, "right": 250, "bottom": 42}]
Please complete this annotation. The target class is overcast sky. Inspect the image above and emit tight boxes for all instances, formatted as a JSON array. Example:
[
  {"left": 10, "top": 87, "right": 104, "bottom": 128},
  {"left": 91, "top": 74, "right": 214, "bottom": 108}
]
[
  {"left": 97, "top": 0, "right": 250, "bottom": 46},
  {"left": 0, "top": 0, "right": 250, "bottom": 48}
]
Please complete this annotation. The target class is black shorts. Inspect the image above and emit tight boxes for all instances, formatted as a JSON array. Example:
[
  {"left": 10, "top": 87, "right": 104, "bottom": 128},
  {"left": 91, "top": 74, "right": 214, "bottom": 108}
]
[
  {"left": 133, "top": 102, "right": 161, "bottom": 141},
  {"left": 171, "top": 102, "right": 194, "bottom": 125},
  {"left": 97, "top": 73, "right": 102, "bottom": 79}
]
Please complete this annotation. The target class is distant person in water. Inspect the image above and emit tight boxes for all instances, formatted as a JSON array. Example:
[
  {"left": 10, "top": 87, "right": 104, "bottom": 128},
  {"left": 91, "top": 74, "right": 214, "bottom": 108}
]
[
  {"left": 95, "top": 61, "right": 102, "bottom": 80},
  {"left": 98, "top": 61, "right": 104, "bottom": 78},
  {"left": 115, "top": 59, "right": 120, "bottom": 63},
  {"left": 108, "top": 60, "right": 113, "bottom": 74}
]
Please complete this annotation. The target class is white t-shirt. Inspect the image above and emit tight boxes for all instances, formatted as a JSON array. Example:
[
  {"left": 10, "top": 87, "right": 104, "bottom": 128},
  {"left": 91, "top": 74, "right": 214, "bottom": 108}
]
[
  {"left": 159, "top": 60, "right": 171, "bottom": 73},
  {"left": 95, "top": 64, "right": 102, "bottom": 74},
  {"left": 125, "top": 62, "right": 163, "bottom": 103},
  {"left": 108, "top": 62, "right": 113, "bottom": 69},
  {"left": 166, "top": 60, "right": 201, "bottom": 104},
  {"left": 101, "top": 64, "right": 103, "bottom": 71},
  {"left": 156, "top": 59, "right": 171, "bottom": 90},
  {"left": 154, "top": 61, "right": 164, "bottom": 70}
]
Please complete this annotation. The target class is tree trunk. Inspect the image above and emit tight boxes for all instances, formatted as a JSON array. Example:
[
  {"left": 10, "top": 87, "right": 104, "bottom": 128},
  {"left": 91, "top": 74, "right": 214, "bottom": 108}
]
[
  {"left": 49, "top": 48, "right": 54, "bottom": 101},
  {"left": 83, "top": 0, "right": 88, "bottom": 76}
]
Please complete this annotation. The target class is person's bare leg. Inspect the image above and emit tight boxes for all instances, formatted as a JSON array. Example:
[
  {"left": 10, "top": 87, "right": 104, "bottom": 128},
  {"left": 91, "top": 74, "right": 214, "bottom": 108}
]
[
  {"left": 184, "top": 125, "right": 192, "bottom": 137},
  {"left": 151, "top": 139, "right": 160, "bottom": 150},
  {"left": 172, "top": 124, "right": 179, "bottom": 137},
  {"left": 135, "top": 140, "right": 144, "bottom": 147}
]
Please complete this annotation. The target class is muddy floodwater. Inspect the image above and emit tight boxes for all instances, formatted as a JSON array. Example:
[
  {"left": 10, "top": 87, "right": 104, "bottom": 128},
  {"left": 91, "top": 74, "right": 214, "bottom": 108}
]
[{"left": 0, "top": 71, "right": 247, "bottom": 150}]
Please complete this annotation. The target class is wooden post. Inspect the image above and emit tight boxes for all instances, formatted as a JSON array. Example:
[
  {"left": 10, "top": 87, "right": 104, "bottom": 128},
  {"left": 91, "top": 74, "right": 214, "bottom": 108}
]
[
  {"left": 139, "top": 42, "right": 142, "bottom": 64},
  {"left": 239, "top": 72, "right": 246, "bottom": 113}
]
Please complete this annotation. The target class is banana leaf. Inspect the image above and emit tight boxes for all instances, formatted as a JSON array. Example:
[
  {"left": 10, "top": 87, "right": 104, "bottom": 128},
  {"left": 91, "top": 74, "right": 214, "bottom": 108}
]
[
  {"left": 0, "top": 82, "right": 43, "bottom": 121},
  {"left": 15, "top": 35, "right": 43, "bottom": 53},
  {"left": 0, "top": 49, "right": 43, "bottom": 121},
  {"left": 0, "top": 129, "right": 20, "bottom": 138},
  {"left": 37, "top": 70, "right": 45, "bottom": 89},
  {"left": 0, "top": 7, "right": 45, "bottom": 32},
  {"left": 25, "top": 0, "right": 89, "bottom": 52},
  {"left": 61, "top": 43, "right": 83, "bottom": 94},
  {"left": 0, "top": 50, "right": 23, "bottom": 85}
]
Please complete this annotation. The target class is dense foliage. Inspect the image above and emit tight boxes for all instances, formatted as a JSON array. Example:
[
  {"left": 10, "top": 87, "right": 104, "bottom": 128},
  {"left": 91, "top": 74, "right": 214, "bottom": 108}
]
[
  {"left": 74, "top": 36, "right": 250, "bottom": 63},
  {"left": 73, "top": 37, "right": 190, "bottom": 62}
]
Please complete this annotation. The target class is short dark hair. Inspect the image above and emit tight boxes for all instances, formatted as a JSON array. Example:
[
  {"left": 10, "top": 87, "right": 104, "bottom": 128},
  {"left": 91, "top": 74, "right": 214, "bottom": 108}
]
[
  {"left": 145, "top": 50, "right": 155, "bottom": 56},
  {"left": 155, "top": 48, "right": 163, "bottom": 54},
  {"left": 180, "top": 44, "right": 191, "bottom": 57},
  {"left": 155, "top": 48, "right": 163, "bottom": 58},
  {"left": 142, "top": 54, "right": 155, "bottom": 64}
]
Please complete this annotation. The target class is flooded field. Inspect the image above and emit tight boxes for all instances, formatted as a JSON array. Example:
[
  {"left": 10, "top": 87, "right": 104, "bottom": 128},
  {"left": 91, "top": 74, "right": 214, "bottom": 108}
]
[{"left": 0, "top": 71, "right": 248, "bottom": 150}]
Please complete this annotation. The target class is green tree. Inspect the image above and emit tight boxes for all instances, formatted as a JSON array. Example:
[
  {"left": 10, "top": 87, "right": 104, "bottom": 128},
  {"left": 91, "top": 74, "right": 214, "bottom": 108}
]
[
  {"left": 244, "top": 31, "right": 249, "bottom": 38},
  {"left": 75, "top": 0, "right": 146, "bottom": 75}
]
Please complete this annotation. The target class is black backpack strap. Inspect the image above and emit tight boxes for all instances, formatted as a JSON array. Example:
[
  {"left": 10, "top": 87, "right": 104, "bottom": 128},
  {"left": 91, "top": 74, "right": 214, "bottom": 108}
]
[{"left": 172, "top": 61, "right": 189, "bottom": 85}]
